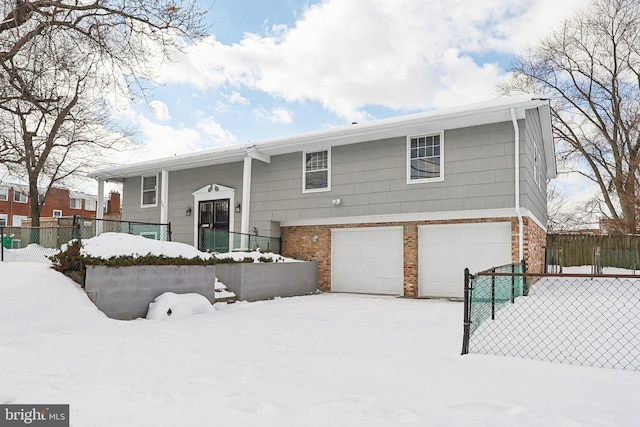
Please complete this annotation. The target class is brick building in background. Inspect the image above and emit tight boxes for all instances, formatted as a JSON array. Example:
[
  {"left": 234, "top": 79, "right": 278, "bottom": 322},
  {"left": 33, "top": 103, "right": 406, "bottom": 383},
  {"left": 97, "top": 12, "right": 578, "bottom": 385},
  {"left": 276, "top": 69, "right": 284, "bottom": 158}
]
[{"left": 0, "top": 186, "right": 120, "bottom": 227}]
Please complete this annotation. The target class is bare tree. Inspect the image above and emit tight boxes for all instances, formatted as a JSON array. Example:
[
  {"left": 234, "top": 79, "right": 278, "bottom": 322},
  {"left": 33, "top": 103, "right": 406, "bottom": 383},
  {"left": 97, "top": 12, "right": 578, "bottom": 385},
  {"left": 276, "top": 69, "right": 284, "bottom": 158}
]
[
  {"left": 0, "top": 1, "right": 207, "bottom": 225},
  {"left": 500, "top": 0, "right": 640, "bottom": 233}
]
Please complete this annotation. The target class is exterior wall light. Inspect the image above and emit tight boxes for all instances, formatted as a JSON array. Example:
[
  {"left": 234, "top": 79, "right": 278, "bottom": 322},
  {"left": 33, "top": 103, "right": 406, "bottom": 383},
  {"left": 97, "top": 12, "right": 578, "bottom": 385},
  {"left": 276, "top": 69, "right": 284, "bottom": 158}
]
[{"left": 186, "top": 207, "right": 192, "bottom": 216}]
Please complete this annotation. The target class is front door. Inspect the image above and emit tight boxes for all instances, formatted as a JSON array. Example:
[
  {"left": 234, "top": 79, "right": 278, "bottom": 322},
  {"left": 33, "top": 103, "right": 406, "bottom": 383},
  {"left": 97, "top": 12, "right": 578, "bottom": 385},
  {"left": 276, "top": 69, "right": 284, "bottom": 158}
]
[{"left": 198, "top": 199, "right": 230, "bottom": 252}]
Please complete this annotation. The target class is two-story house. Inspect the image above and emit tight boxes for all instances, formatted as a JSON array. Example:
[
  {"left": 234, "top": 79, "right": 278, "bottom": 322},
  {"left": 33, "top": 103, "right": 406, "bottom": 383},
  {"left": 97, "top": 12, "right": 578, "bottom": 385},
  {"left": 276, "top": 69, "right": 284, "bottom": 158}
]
[{"left": 89, "top": 95, "right": 556, "bottom": 298}]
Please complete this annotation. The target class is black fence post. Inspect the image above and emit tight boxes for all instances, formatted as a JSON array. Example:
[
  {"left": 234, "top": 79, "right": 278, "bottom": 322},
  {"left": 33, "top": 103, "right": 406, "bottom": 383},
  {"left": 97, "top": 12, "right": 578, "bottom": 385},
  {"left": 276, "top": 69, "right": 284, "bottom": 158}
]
[
  {"left": 461, "top": 267, "right": 472, "bottom": 355},
  {"left": 511, "top": 263, "right": 515, "bottom": 303},
  {"left": 1, "top": 226, "right": 4, "bottom": 262},
  {"left": 522, "top": 258, "right": 528, "bottom": 296},
  {"left": 491, "top": 267, "right": 496, "bottom": 320},
  {"left": 167, "top": 222, "right": 172, "bottom": 241}
]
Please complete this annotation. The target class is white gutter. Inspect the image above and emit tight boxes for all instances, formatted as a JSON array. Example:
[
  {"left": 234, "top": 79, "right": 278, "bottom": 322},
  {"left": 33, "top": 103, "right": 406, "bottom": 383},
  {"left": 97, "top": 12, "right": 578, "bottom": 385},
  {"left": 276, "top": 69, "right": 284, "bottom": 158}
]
[{"left": 511, "top": 108, "right": 524, "bottom": 262}]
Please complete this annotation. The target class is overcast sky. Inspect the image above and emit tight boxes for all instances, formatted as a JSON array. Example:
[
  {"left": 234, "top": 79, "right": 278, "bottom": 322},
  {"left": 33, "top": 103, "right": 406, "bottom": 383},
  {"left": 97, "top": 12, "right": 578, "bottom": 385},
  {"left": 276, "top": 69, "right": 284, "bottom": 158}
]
[{"left": 119, "top": 0, "right": 587, "bottom": 163}]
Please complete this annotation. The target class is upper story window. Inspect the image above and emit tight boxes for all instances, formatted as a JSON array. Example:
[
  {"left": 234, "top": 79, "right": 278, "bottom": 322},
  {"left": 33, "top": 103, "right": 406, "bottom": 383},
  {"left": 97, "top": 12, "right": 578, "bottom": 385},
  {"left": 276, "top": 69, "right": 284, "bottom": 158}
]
[
  {"left": 70, "top": 198, "right": 83, "bottom": 209},
  {"left": 407, "top": 132, "right": 444, "bottom": 183},
  {"left": 0, "top": 214, "right": 7, "bottom": 226},
  {"left": 0, "top": 188, "right": 7, "bottom": 201},
  {"left": 14, "top": 191, "right": 28, "bottom": 203},
  {"left": 141, "top": 174, "right": 158, "bottom": 207},
  {"left": 303, "top": 148, "right": 331, "bottom": 192},
  {"left": 85, "top": 199, "right": 97, "bottom": 211}
]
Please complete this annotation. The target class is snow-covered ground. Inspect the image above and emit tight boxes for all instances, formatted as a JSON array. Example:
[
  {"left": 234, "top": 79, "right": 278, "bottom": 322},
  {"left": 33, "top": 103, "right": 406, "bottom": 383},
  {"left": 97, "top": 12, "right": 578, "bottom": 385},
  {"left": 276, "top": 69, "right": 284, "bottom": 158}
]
[
  {"left": 2, "top": 235, "right": 640, "bottom": 425},
  {"left": 1, "top": 262, "right": 640, "bottom": 426},
  {"left": 470, "top": 273, "right": 640, "bottom": 370}
]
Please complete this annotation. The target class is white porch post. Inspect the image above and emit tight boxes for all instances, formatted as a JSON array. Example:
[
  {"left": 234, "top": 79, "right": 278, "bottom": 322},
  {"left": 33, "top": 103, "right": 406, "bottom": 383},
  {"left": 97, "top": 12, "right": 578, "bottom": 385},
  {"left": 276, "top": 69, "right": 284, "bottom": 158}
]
[
  {"left": 241, "top": 156, "right": 252, "bottom": 250},
  {"left": 96, "top": 179, "right": 104, "bottom": 235},
  {"left": 160, "top": 169, "right": 169, "bottom": 240}
]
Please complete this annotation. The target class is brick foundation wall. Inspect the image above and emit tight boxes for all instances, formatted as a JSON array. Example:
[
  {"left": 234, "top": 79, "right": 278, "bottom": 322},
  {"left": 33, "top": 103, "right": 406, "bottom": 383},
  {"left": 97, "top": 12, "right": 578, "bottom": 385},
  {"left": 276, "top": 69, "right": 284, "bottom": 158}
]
[
  {"left": 523, "top": 217, "right": 546, "bottom": 274},
  {"left": 282, "top": 216, "right": 545, "bottom": 297}
]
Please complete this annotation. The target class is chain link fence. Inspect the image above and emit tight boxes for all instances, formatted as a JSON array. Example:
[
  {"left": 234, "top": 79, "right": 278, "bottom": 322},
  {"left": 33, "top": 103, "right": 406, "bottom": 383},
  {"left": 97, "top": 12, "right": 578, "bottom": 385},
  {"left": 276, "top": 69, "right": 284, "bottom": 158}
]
[
  {"left": 1, "top": 216, "right": 171, "bottom": 263},
  {"left": 462, "top": 264, "right": 640, "bottom": 371}
]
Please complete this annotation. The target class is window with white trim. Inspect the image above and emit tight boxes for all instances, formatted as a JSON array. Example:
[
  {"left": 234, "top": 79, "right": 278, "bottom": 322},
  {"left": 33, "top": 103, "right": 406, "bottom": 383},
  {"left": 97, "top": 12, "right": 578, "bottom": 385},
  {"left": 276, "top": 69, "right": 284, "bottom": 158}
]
[
  {"left": 141, "top": 174, "right": 158, "bottom": 207},
  {"left": 12, "top": 215, "right": 26, "bottom": 226},
  {"left": 407, "top": 133, "right": 443, "bottom": 183},
  {"left": 13, "top": 191, "right": 27, "bottom": 203},
  {"left": 85, "top": 199, "right": 97, "bottom": 211},
  {"left": 0, "top": 187, "right": 7, "bottom": 201},
  {"left": 0, "top": 214, "right": 7, "bottom": 226},
  {"left": 53, "top": 210, "right": 63, "bottom": 218},
  {"left": 70, "top": 198, "right": 83, "bottom": 209},
  {"left": 303, "top": 149, "right": 330, "bottom": 192}
]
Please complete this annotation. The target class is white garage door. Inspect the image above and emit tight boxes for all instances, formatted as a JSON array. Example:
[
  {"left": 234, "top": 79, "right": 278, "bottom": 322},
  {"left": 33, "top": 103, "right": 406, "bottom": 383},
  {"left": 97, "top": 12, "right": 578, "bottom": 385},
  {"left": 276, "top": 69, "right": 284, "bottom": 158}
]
[
  {"left": 419, "top": 222, "right": 512, "bottom": 298},
  {"left": 332, "top": 227, "right": 404, "bottom": 295}
]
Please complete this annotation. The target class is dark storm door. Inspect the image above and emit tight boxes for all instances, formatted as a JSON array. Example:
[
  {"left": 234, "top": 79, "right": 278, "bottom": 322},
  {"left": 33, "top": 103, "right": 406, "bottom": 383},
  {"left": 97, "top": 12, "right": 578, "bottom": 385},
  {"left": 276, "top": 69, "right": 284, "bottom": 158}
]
[{"left": 198, "top": 199, "right": 230, "bottom": 252}]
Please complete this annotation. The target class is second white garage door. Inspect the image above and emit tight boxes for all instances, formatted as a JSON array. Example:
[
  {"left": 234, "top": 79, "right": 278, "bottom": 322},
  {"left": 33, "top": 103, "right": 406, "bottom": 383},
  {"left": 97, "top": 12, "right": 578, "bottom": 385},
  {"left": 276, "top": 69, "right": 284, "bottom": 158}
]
[
  {"left": 332, "top": 227, "right": 404, "bottom": 295},
  {"left": 419, "top": 222, "right": 512, "bottom": 298}
]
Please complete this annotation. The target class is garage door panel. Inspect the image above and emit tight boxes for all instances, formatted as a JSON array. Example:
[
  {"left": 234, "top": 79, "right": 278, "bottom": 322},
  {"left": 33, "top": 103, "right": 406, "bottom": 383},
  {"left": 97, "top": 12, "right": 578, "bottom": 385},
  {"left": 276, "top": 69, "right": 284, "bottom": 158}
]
[
  {"left": 419, "top": 222, "right": 512, "bottom": 298},
  {"left": 332, "top": 227, "right": 404, "bottom": 295}
]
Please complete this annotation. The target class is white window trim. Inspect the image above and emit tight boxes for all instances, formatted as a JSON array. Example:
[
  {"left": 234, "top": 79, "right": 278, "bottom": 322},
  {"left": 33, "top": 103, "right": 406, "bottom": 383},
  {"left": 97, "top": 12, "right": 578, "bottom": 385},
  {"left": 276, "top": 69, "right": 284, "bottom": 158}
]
[
  {"left": 13, "top": 191, "right": 28, "bottom": 203},
  {"left": 141, "top": 174, "right": 159, "bottom": 208},
  {"left": 85, "top": 199, "right": 97, "bottom": 211},
  {"left": 12, "top": 215, "right": 27, "bottom": 226},
  {"left": 53, "top": 210, "right": 63, "bottom": 218},
  {"left": 302, "top": 148, "right": 331, "bottom": 193},
  {"left": 0, "top": 188, "right": 7, "bottom": 201},
  {"left": 70, "top": 198, "right": 83, "bottom": 209},
  {"left": 0, "top": 213, "right": 7, "bottom": 226},
  {"left": 406, "top": 132, "right": 445, "bottom": 184}
]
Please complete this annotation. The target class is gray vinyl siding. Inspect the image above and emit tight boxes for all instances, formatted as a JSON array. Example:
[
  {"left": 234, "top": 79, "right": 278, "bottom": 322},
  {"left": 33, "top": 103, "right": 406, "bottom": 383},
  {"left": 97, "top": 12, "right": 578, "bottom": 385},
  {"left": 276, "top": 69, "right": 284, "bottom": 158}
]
[
  {"left": 121, "top": 163, "right": 244, "bottom": 245},
  {"left": 121, "top": 115, "right": 550, "bottom": 244},
  {"left": 122, "top": 174, "right": 161, "bottom": 223},
  {"left": 167, "top": 162, "right": 244, "bottom": 244},
  {"left": 251, "top": 121, "right": 519, "bottom": 224},
  {"left": 523, "top": 109, "right": 548, "bottom": 225}
]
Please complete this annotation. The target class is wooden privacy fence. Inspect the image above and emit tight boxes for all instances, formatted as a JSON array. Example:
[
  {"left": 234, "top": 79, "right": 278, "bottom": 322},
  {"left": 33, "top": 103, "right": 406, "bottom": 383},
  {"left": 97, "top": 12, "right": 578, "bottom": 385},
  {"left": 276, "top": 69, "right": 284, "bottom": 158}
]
[{"left": 546, "top": 233, "right": 640, "bottom": 270}]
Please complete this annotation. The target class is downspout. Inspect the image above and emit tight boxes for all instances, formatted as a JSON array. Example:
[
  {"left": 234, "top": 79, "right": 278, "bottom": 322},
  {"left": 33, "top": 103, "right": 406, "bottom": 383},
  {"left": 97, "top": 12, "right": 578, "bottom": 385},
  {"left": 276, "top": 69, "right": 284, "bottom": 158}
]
[{"left": 511, "top": 108, "right": 524, "bottom": 262}]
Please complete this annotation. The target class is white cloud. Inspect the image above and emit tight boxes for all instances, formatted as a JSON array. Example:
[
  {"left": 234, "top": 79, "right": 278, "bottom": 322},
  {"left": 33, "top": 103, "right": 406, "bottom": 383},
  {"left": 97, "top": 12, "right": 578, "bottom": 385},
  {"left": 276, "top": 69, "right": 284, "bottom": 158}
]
[
  {"left": 196, "top": 116, "right": 238, "bottom": 144},
  {"left": 227, "top": 91, "right": 249, "bottom": 106},
  {"left": 156, "top": 0, "right": 589, "bottom": 121},
  {"left": 148, "top": 100, "right": 171, "bottom": 122},
  {"left": 252, "top": 106, "right": 294, "bottom": 124}
]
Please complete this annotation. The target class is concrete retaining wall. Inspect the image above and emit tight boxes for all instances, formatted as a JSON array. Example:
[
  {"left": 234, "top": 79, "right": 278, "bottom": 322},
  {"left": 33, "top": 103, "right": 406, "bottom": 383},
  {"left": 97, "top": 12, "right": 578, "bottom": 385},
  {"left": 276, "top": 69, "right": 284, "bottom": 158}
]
[
  {"left": 85, "top": 265, "right": 216, "bottom": 320},
  {"left": 216, "top": 261, "right": 318, "bottom": 302}
]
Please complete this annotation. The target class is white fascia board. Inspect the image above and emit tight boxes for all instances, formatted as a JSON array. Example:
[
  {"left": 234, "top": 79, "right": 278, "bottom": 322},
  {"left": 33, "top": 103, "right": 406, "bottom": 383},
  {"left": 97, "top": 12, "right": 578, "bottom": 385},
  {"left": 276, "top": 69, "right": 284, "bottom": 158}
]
[
  {"left": 89, "top": 95, "right": 549, "bottom": 181},
  {"left": 280, "top": 207, "right": 548, "bottom": 232}
]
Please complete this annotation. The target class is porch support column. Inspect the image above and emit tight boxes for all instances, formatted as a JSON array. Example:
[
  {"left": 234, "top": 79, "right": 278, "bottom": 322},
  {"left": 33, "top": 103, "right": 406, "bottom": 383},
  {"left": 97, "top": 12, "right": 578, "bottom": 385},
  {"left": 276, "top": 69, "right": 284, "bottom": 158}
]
[
  {"left": 241, "top": 156, "right": 252, "bottom": 250},
  {"left": 96, "top": 179, "right": 104, "bottom": 235},
  {"left": 96, "top": 179, "right": 105, "bottom": 220},
  {"left": 160, "top": 169, "right": 169, "bottom": 225}
]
